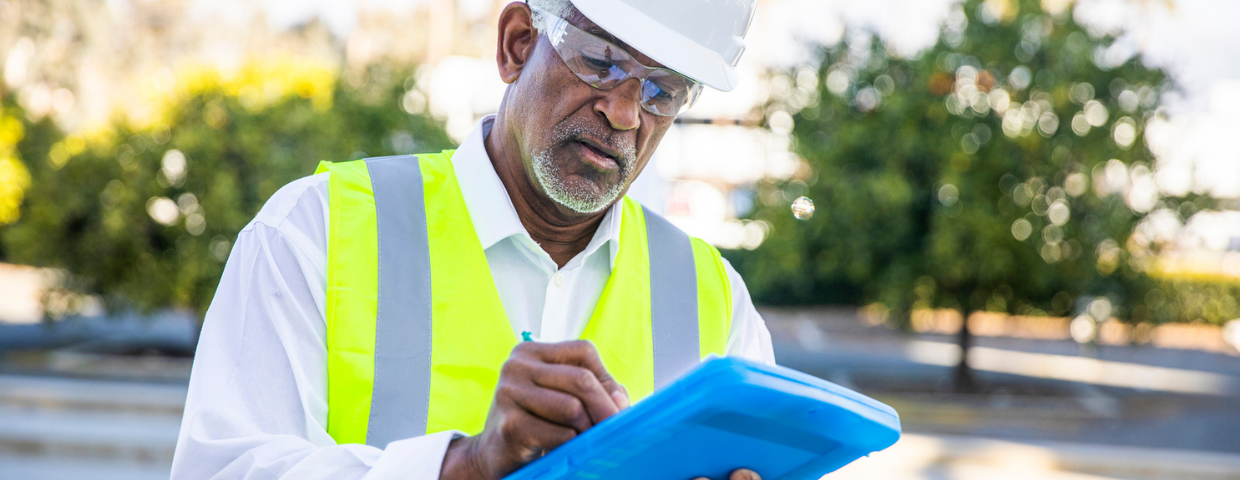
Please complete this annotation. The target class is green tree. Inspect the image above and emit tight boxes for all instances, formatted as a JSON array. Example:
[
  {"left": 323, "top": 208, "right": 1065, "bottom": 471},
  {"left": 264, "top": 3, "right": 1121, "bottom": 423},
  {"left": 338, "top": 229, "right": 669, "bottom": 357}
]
[
  {"left": 0, "top": 86, "right": 61, "bottom": 255},
  {"left": 0, "top": 96, "right": 35, "bottom": 229},
  {"left": 731, "top": 0, "right": 1194, "bottom": 389},
  {"left": 1, "top": 59, "right": 452, "bottom": 319}
]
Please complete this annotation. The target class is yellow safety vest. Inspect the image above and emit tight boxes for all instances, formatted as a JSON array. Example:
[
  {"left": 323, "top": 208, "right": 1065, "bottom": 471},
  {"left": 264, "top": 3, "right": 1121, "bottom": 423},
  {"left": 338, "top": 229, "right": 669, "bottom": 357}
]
[{"left": 315, "top": 151, "right": 732, "bottom": 447}]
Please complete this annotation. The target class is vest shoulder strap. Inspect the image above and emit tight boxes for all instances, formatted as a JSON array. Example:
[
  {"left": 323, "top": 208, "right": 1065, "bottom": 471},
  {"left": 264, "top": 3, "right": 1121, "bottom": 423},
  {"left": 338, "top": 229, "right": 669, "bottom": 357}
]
[
  {"left": 316, "top": 157, "right": 380, "bottom": 446},
  {"left": 691, "top": 236, "right": 732, "bottom": 357},
  {"left": 317, "top": 152, "right": 462, "bottom": 447}
]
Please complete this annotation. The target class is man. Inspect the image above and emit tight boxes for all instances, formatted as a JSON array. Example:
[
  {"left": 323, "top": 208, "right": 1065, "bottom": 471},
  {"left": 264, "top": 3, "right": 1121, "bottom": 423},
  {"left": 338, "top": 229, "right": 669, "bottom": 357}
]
[{"left": 172, "top": 0, "right": 771, "bottom": 478}]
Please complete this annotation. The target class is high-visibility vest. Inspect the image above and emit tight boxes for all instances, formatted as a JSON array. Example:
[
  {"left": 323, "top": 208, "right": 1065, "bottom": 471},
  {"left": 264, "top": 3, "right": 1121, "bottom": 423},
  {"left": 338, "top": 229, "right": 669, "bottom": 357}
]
[{"left": 314, "top": 151, "right": 733, "bottom": 447}]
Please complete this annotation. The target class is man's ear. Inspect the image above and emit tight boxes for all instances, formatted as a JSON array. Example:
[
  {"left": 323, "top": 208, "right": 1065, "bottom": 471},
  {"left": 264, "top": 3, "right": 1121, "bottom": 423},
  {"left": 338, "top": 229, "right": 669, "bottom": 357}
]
[{"left": 496, "top": 2, "right": 538, "bottom": 84}]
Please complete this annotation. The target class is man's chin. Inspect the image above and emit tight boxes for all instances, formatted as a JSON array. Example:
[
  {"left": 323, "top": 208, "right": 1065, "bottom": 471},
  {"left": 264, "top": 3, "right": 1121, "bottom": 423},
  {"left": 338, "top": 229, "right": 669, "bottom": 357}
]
[
  {"left": 531, "top": 150, "right": 629, "bottom": 215},
  {"left": 542, "top": 178, "right": 623, "bottom": 215}
]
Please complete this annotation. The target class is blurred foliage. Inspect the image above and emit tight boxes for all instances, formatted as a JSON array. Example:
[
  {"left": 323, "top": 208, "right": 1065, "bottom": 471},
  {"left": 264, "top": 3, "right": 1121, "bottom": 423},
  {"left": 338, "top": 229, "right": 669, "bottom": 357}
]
[
  {"left": 0, "top": 103, "right": 32, "bottom": 226},
  {"left": 0, "top": 89, "right": 61, "bottom": 236},
  {"left": 0, "top": 58, "right": 452, "bottom": 318},
  {"left": 0, "top": 92, "right": 58, "bottom": 228},
  {"left": 1150, "top": 277, "right": 1240, "bottom": 325},
  {"left": 730, "top": 0, "right": 1207, "bottom": 326}
]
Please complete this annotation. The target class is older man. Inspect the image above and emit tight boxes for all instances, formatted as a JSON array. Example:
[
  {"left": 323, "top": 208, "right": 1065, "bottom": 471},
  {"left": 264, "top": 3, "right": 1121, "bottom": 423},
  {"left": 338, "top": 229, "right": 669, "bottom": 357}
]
[{"left": 172, "top": 0, "right": 770, "bottom": 479}]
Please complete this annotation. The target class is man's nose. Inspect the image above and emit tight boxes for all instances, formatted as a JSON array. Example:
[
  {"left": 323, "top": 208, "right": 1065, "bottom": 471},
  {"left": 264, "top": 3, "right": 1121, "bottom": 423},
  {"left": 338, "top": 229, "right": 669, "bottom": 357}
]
[{"left": 594, "top": 78, "right": 642, "bottom": 131}]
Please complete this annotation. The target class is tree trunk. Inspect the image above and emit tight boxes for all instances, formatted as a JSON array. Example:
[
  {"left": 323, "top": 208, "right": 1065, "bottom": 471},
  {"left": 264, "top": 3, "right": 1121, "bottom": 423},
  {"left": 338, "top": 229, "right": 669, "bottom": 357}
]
[{"left": 953, "top": 308, "right": 979, "bottom": 393}]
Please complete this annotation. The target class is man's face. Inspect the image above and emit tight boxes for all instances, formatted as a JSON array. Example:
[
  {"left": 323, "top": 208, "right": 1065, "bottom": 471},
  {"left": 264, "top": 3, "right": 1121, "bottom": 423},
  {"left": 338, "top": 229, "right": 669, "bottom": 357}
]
[{"left": 508, "top": 9, "right": 676, "bottom": 214}]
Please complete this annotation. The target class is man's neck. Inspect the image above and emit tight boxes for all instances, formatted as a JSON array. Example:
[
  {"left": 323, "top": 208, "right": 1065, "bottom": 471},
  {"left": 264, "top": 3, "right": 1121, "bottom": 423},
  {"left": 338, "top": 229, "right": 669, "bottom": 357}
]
[{"left": 483, "top": 116, "right": 608, "bottom": 270}]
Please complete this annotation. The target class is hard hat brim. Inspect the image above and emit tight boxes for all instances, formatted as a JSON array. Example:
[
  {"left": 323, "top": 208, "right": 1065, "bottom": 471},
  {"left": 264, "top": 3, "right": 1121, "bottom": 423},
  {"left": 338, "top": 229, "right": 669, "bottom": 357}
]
[{"left": 570, "top": 0, "right": 741, "bottom": 92}]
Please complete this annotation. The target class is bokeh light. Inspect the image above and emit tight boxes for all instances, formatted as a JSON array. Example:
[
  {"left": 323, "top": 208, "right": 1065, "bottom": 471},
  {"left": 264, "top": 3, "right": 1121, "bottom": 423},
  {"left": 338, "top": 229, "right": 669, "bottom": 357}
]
[{"left": 791, "top": 196, "right": 814, "bottom": 220}]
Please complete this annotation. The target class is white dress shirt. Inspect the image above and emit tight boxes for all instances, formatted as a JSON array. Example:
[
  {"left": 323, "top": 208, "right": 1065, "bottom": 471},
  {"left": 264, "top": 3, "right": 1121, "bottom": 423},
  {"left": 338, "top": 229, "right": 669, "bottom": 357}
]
[{"left": 171, "top": 116, "right": 774, "bottom": 480}]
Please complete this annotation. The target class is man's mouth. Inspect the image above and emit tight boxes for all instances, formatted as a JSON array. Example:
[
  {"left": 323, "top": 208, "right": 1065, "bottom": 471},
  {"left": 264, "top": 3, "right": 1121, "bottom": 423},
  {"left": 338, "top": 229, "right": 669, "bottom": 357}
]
[{"left": 573, "top": 138, "right": 622, "bottom": 172}]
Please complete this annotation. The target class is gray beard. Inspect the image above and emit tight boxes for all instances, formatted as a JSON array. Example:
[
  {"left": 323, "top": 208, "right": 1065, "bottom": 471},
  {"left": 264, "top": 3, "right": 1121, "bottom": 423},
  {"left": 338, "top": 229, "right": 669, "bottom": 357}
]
[{"left": 530, "top": 120, "right": 637, "bottom": 214}]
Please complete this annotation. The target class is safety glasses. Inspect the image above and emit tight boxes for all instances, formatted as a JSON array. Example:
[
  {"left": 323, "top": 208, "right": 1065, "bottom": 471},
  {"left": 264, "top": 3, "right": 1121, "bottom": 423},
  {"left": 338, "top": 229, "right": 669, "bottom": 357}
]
[{"left": 532, "top": 7, "right": 703, "bottom": 117}]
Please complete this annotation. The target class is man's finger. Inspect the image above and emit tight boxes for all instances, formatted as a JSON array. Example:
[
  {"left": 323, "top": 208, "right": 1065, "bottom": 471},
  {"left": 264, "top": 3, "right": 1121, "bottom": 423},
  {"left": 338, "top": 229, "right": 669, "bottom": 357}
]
[
  {"left": 729, "top": 469, "right": 761, "bottom": 480},
  {"left": 611, "top": 388, "right": 630, "bottom": 410},
  {"left": 528, "top": 362, "right": 621, "bottom": 423},
  {"left": 530, "top": 341, "right": 628, "bottom": 400},
  {"left": 506, "top": 382, "right": 594, "bottom": 433}
]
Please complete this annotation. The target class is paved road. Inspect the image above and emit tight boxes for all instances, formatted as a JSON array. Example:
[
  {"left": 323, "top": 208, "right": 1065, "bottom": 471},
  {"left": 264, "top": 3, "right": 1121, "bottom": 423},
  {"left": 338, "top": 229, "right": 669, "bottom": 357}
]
[
  {"left": 0, "top": 374, "right": 183, "bottom": 480},
  {"left": 3, "top": 306, "right": 1240, "bottom": 479},
  {"left": 762, "top": 307, "right": 1240, "bottom": 454},
  {"left": 833, "top": 433, "right": 1240, "bottom": 480},
  {"left": 0, "top": 453, "right": 171, "bottom": 480}
]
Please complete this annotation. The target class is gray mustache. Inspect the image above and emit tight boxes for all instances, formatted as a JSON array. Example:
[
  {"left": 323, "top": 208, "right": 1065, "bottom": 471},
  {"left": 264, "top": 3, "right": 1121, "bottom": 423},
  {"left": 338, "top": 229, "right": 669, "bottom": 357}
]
[{"left": 551, "top": 120, "right": 637, "bottom": 168}]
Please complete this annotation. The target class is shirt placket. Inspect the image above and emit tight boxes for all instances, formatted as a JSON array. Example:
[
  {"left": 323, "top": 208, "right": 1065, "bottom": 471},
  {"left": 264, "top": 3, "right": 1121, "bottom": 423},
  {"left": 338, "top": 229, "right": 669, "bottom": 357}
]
[{"left": 540, "top": 266, "right": 574, "bottom": 342}]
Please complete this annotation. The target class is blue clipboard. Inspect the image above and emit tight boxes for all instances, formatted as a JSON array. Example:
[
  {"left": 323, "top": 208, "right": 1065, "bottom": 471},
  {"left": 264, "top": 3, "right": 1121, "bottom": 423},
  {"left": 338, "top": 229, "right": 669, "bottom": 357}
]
[{"left": 504, "top": 357, "right": 901, "bottom": 480}]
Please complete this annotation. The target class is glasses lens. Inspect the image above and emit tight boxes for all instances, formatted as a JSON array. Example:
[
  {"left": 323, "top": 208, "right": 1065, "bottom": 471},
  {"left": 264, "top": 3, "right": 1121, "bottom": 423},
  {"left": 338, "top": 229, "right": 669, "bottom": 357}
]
[
  {"left": 642, "top": 71, "right": 700, "bottom": 116},
  {"left": 537, "top": 7, "right": 701, "bottom": 117},
  {"left": 642, "top": 80, "right": 680, "bottom": 116},
  {"left": 564, "top": 42, "right": 630, "bottom": 88}
]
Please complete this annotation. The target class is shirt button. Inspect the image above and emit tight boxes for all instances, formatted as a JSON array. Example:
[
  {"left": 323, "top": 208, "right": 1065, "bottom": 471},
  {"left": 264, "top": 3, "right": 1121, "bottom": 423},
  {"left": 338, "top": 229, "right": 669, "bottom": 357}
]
[{"left": 553, "top": 273, "right": 565, "bottom": 287}]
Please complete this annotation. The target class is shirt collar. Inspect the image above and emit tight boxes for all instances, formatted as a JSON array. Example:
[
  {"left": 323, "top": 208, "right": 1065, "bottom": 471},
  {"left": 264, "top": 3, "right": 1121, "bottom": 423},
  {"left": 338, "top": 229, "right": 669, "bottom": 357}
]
[{"left": 452, "top": 115, "right": 623, "bottom": 268}]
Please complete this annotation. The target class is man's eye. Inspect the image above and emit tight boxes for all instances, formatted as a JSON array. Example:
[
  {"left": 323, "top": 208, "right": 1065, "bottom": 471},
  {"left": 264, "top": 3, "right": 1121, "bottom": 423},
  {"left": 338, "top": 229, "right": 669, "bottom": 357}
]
[
  {"left": 644, "top": 82, "right": 676, "bottom": 104},
  {"left": 580, "top": 44, "right": 618, "bottom": 71},
  {"left": 583, "top": 54, "right": 612, "bottom": 70}
]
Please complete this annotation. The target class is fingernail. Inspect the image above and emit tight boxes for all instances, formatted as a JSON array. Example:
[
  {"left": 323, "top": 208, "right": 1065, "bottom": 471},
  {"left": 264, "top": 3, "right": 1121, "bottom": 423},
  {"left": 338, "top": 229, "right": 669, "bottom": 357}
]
[
  {"left": 730, "top": 469, "right": 759, "bottom": 480},
  {"left": 612, "top": 390, "right": 630, "bottom": 410}
]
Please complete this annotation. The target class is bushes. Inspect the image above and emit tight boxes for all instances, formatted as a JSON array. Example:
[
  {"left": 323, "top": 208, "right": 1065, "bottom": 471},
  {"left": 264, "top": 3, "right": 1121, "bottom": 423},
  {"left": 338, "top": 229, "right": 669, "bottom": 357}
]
[
  {"left": 1148, "top": 277, "right": 1240, "bottom": 325},
  {"left": 1, "top": 59, "right": 452, "bottom": 318}
]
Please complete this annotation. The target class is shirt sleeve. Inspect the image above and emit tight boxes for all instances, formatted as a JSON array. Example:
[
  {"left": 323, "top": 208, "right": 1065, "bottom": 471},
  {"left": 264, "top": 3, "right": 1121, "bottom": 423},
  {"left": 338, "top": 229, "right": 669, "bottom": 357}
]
[
  {"left": 171, "top": 175, "right": 457, "bottom": 480},
  {"left": 721, "top": 258, "right": 776, "bottom": 365}
]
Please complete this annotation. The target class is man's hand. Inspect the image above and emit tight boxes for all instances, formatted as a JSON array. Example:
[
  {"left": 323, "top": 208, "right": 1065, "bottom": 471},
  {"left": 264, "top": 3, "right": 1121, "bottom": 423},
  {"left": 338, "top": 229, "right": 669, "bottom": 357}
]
[
  {"left": 440, "top": 340, "right": 630, "bottom": 480},
  {"left": 697, "top": 469, "right": 762, "bottom": 480}
]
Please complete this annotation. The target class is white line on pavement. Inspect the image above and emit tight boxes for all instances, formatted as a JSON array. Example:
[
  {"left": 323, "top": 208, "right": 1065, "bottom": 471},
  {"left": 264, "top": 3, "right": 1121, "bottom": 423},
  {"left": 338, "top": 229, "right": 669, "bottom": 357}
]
[{"left": 903, "top": 340, "right": 1240, "bottom": 396}]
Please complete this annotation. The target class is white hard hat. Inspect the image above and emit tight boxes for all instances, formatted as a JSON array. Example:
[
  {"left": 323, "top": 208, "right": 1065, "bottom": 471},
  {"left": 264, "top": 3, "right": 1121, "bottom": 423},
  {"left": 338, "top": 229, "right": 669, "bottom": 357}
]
[{"left": 569, "top": 0, "right": 757, "bottom": 92}]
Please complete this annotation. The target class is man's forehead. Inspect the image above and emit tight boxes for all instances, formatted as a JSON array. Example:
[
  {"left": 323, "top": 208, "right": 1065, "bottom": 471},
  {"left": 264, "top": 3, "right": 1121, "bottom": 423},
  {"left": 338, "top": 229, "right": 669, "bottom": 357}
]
[{"left": 564, "top": 9, "right": 668, "bottom": 70}]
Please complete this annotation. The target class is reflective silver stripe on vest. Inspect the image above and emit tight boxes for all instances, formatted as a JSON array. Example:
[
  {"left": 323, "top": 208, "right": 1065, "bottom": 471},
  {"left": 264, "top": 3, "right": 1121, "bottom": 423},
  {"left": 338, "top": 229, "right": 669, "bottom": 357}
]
[
  {"left": 642, "top": 206, "right": 700, "bottom": 390},
  {"left": 365, "top": 155, "right": 432, "bottom": 447}
]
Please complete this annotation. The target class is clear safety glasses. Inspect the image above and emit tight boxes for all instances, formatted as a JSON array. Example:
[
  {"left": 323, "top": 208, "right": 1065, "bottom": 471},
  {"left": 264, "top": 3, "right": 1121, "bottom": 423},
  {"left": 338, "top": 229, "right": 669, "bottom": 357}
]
[{"left": 532, "top": 7, "right": 703, "bottom": 117}]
